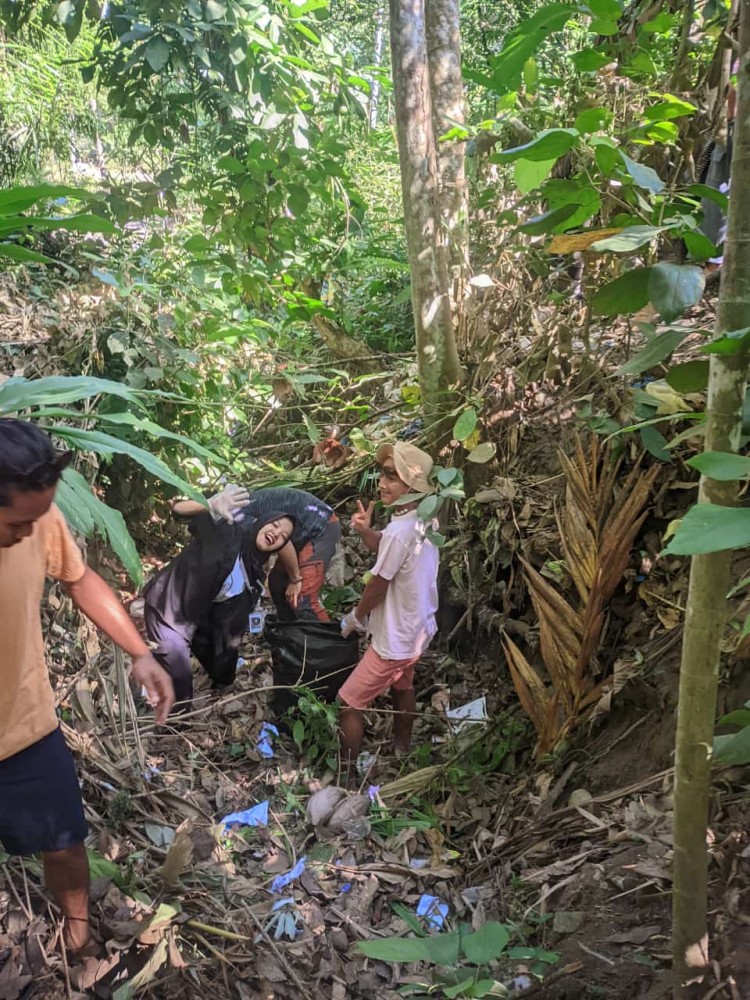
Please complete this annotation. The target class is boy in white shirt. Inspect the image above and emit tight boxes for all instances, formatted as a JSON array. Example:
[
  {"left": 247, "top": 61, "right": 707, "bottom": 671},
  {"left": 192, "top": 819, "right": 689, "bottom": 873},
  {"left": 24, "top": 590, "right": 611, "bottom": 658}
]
[{"left": 339, "top": 442, "right": 439, "bottom": 784}]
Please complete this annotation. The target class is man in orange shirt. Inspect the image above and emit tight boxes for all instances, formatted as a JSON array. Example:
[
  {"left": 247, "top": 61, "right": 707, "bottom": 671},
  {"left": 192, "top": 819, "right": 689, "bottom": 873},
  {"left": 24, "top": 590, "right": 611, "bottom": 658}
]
[{"left": 0, "top": 418, "right": 175, "bottom": 957}]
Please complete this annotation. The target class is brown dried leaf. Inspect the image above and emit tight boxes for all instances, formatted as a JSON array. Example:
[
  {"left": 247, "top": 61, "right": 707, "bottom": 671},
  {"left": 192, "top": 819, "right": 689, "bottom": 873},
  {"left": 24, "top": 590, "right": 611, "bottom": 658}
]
[
  {"left": 502, "top": 635, "right": 551, "bottom": 737},
  {"left": 159, "top": 830, "right": 194, "bottom": 886}
]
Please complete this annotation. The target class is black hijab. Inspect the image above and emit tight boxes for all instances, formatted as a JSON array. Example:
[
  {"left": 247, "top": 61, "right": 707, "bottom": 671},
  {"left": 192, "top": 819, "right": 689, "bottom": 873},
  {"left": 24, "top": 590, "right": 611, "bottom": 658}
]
[{"left": 142, "top": 509, "right": 295, "bottom": 635}]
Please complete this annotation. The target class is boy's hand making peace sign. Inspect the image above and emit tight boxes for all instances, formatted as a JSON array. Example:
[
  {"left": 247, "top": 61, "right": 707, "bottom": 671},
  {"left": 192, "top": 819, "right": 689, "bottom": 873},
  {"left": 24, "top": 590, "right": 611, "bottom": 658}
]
[{"left": 351, "top": 499, "right": 375, "bottom": 535}]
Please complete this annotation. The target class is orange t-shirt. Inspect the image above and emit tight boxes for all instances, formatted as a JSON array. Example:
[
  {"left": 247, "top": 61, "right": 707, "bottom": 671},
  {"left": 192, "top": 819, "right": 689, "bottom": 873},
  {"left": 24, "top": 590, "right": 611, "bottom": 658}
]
[{"left": 0, "top": 503, "right": 86, "bottom": 761}]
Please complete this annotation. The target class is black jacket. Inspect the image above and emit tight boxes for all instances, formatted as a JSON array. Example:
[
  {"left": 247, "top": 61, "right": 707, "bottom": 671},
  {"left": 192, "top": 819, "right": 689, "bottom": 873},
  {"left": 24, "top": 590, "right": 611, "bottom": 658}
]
[{"left": 142, "top": 513, "right": 261, "bottom": 636}]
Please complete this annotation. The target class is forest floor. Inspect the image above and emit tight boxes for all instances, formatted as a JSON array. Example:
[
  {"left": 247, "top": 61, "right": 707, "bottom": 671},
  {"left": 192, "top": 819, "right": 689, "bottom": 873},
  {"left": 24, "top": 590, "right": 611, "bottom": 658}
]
[{"left": 1, "top": 274, "right": 749, "bottom": 999}]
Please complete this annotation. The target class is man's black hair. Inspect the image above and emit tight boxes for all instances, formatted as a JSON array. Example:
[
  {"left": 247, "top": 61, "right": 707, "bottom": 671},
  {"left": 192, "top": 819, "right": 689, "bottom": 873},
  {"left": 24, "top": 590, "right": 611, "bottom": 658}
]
[{"left": 0, "top": 418, "right": 72, "bottom": 507}]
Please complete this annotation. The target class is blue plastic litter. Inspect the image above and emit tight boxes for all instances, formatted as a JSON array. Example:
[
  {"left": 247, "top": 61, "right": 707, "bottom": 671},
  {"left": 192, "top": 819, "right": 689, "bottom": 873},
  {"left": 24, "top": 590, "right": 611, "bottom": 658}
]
[
  {"left": 221, "top": 801, "right": 269, "bottom": 829},
  {"left": 257, "top": 723, "right": 279, "bottom": 759},
  {"left": 417, "top": 894, "right": 449, "bottom": 931},
  {"left": 340, "top": 883, "right": 351, "bottom": 894},
  {"left": 511, "top": 976, "right": 532, "bottom": 991},
  {"left": 271, "top": 857, "right": 306, "bottom": 894}
]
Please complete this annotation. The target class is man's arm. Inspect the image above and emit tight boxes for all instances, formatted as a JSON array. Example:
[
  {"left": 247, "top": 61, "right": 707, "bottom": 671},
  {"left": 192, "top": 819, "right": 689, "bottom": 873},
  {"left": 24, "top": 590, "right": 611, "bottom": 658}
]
[{"left": 64, "top": 568, "right": 175, "bottom": 723}]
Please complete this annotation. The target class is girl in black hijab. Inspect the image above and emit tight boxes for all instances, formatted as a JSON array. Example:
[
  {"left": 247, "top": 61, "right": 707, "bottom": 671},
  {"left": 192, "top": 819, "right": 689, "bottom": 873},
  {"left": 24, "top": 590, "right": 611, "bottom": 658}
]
[{"left": 142, "top": 508, "right": 294, "bottom": 710}]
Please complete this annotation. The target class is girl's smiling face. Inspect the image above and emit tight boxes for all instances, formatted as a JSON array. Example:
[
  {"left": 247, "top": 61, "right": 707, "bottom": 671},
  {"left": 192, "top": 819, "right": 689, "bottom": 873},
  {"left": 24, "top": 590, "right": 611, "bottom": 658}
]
[{"left": 255, "top": 516, "right": 294, "bottom": 552}]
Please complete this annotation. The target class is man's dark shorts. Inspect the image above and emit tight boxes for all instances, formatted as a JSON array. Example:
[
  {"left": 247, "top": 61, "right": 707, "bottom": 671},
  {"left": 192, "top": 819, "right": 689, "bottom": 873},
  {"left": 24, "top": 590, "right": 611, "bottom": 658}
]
[{"left": 0, "top": 727, "right": 87, "bottom": 855}]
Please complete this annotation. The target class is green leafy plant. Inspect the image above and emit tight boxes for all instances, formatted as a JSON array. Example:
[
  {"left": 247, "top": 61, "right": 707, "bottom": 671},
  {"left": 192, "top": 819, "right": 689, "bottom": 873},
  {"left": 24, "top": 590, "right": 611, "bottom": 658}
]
[
  {"left": 713, "top": 703, "right": 750, "bottom": 766},
  {"left": 0, "top": 374, "right": 215, "bottom": 584},
  {"left": 358, "top": 921, "right": 558, "bottom": 998},
  {"left": 286, "top": 688, "right": 340, "bottom": 768}
]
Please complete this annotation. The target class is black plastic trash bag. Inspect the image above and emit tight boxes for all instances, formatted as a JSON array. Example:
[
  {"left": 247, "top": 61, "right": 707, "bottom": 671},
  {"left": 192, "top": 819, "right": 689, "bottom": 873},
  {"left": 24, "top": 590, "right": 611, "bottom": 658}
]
[{"left": 265, "top": 616, "right": 360, "bottom": 716}]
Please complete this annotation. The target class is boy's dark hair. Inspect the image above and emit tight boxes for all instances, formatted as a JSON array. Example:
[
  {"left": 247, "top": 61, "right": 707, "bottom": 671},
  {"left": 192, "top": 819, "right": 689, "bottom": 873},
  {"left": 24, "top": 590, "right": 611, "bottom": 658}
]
[{"left": 0, "top": 418, "right": 72, "bottom": 507}]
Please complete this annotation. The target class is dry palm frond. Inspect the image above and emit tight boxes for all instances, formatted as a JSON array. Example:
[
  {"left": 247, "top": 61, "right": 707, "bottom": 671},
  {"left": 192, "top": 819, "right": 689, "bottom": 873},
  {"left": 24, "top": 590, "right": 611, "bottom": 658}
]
[{"left": 506, "top": 434, "right": 658, "bottom": 757}]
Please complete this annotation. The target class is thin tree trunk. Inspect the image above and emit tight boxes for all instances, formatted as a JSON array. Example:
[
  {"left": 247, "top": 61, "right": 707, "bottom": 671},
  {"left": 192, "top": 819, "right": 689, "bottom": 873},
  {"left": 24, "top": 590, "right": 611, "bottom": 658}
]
[
  {"left": 425, "top": 0, "right": 470, "bottom": 348},
  {"left": 670, "top": 0, "right": 695, "bottom": 91},
  {"left": 389, "top": 0, "right": 461, "bottom": 421},
  {"left": 368, "top": 3, "right": 386, "bottom": 128},
  {"left": 671, "top": 3, "right": 750, "bottom": 994}
]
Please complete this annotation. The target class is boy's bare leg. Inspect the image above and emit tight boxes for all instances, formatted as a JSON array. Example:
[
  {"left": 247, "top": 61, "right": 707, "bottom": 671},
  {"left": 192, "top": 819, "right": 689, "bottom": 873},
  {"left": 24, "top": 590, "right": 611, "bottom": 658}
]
[
  {"left": 339, "top": 705, "right": 364, "bottom": 787},
  {"left": 43, "top": 843, "right": 93, "bottom": 953},
  {"left": 392, "top": 688, "right": 416, "bottom": 752}
]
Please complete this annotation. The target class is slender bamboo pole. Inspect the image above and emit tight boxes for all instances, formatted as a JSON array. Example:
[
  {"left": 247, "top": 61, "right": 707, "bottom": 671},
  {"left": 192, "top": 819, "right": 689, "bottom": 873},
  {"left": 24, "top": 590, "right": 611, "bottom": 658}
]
[{"left": 671, "top": 4, "right": 750, "bottom": 994}]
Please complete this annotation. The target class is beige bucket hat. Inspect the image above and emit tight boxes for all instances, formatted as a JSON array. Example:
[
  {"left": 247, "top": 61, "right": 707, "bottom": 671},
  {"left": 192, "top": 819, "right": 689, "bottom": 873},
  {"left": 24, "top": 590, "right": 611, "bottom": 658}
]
[{"left": 376, "top": 441, "right": 434, "bottom": 494}]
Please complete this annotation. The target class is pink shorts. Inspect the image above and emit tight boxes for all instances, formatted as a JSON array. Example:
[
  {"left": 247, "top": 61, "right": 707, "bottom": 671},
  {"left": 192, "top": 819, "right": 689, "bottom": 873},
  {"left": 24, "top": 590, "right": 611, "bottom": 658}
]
[{"left": 338, "top": 646, "right": 420, "bottom": 711}]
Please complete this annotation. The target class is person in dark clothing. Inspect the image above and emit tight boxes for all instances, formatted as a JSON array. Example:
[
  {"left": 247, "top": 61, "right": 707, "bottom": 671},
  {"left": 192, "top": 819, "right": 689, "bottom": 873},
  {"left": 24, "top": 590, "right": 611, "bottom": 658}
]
[
  {"left": 142, "top": 504, "right": 294, "bottom": 710},
  {"left": 173, "top": 484, "right": 341, "bottom": 622}
]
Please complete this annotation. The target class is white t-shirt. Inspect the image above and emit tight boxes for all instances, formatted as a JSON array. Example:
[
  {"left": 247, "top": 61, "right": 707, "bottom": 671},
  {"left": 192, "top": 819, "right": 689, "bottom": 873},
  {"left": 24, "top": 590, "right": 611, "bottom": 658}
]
[
  {"left": 214, "top": 556, "right": 249, "bottom": 603},
  {"left": 368, "top": 510, "right": 439, "bottom": 660}
]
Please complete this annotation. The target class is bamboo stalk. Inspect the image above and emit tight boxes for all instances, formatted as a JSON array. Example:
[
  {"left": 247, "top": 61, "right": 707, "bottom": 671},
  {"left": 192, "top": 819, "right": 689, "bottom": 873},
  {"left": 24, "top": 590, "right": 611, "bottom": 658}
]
[{"left": 672, "top": 4, "right": 750, "bottom": 993}]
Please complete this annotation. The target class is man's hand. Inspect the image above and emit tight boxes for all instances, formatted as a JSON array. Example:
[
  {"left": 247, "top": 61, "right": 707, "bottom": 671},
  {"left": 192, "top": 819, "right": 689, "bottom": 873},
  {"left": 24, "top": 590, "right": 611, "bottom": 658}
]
[
  {"left": 285, "top": 579, "right": 302, "bottom": 609},
  {"left": 208, "top": 484, "right": 250, "bottom": 524},
  {"left": 341, "top": 608, "right": 368, "bottom": 638},
  {"left": 351, "top": 499, "right": 375, "bottom": 535},
  {"left": 131, "top": 654, "right": 175, "bottom": 724}
]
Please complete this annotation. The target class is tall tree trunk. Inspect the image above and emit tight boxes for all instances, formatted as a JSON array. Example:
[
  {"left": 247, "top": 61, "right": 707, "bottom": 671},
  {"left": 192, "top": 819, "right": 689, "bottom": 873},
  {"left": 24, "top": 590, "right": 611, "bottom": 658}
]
[
  {"left": 368, "top": 3, "right": 386, "bottom": 128},
  {"left": 670, "top": 0, "right": 695, "bottom": 91},
  {"left": 389, "top": 0, "right": 461, "bottom": 422},
  {"left": 425, "top": 0, "right": 470, "bottom": 348},
  {"left": 671, "top": 3, "right": 750, "bottom": 994}
]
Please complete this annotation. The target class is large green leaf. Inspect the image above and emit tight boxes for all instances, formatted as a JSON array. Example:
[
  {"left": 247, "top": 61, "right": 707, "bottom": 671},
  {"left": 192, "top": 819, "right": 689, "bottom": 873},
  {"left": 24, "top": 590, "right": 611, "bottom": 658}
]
[
  {"left": 488, "top": 3, "right": 575, "bottom": 94},
  {"left": 145, "top": 37, "right": 171, "bottom": 72},
  {"left": 644, "top": 95, "right": 696, "bottom": 122},
  {"left": 0, "top": 376, "right": 146, "bottom": 415},
  {"left": 0, "top": 184, "right": 90, "bottom": 214},
  {"left": 618, "top": 152, "right": 665, "bottom": 194},
  {"left": 519, "top": 205, "right": 578, "bottom": 234},
  {"left": 687, "top": 452, "right": 750, "bottom": 481},
  {"left": 491, "top": 129, "right": 578, "bottom": 164},
  {"left": 90, "top": 411, "right": 224, "bottom": 465},
  {"left": 51, "top": 427, "right": 205, "bottom": 502},
  {"left": 0, "top": 214, "right": 117, "bottom": 239},
  {"left": 56, "top": 468, "right": 143, "bottom": 585},
  {"left": 570, "top": 49, "right": 611, "bottom": 72},
  {"left": 0, "top": 244, "right": 54, "bottom": 264},
  {"left": 358, "top": 932, "right": 460, "bottom": 965},
  {"left": 666, "top": 360, "right": 710, "bottom": 393},
  {"left": 461, "top": 923, "right": 510, "bottom": 964},
  {"left": 592, "top": 268, "right": 651, "bottom": 317},
  {"left": 453, "top": 408, "right": 478, "bottom": 441},
  {"left": 515, "top": 157, "right": 558, "bottom": 194},
  {"left": 713, "top": 725, "right": 750, "bottom": 765},
  {"left": 648, "top": 263, "right": 705, "bottom": 323},
  {"left": 664, "top": 504, "right": 750, "bottom": 555},
  {"left": 616, "top": 327, "right": 691, "bottom": 376},
  {"left": 701, "top": 327, "right": 750, "bottom": 356}
]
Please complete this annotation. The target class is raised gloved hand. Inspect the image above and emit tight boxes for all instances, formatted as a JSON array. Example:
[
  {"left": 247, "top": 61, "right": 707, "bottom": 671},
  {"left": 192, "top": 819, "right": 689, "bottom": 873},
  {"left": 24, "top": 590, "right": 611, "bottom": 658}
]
[
  {"left": 340, "top": 608, "right": 368, "bottom": 638},
  {"left": 208, "top": 484, "right": 251, "bottom": 524}
]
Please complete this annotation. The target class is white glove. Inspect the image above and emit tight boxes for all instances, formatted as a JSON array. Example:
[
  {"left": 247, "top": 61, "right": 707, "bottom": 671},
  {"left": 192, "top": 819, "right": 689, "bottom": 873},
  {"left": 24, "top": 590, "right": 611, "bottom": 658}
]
[
  {"left": 208, "top": 484, "right": 251, "bottom": 524},
  {"left": 341, "top": 609, "right": 368, "bottom": 638}
]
